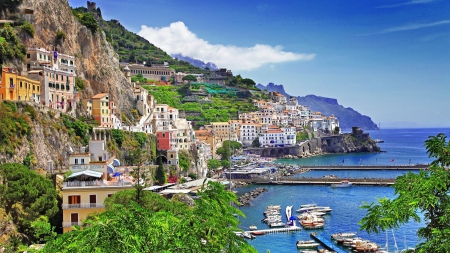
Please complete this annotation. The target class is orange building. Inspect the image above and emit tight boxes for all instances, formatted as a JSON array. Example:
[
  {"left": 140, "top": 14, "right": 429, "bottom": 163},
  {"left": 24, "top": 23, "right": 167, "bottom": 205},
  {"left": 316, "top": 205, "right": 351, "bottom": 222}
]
[{"left": 0, "top": 67, "right": 41, "bottom": 102}]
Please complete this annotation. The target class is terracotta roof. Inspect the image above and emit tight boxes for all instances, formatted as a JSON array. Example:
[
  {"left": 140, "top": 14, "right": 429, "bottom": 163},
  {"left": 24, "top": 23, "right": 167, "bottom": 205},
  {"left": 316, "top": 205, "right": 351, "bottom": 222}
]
[
  {"left": 91, "top": 93, "right": 109, "bottom": 99},
  {"left": 267, "top": 130, "right": 283, "bottom": 133}
]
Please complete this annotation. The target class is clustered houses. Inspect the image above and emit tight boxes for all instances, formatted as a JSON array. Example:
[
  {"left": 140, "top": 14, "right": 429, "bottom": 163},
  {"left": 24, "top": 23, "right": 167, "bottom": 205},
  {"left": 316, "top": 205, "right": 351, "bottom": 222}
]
[
  {"left": 203, "top": 91, "right": 340, "bottom": 149},
  {"left": 0, "top": 47, "right": 78, "bottom": 111}
]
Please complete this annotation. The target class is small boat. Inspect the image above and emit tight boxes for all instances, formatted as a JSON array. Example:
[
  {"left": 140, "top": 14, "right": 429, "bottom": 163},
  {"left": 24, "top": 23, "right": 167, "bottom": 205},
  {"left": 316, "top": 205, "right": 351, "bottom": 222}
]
[
  {"left": 266, "top": 204, "right": 281, "bottom": 210},
  {"left": 236, "top": 231, "right": 255, "bottom": 239},
  {"left": 285, "top": 205, "right": 292, "bottom": 220},
  {"left": 331, "top": 180, "right": 352, "bottom": 188},
  {"left": 296, "top": 240, "right": 320, "bottom": 249},
  {"left": 269, "top": 222, "right": 285, "bottom": 228},
  {"left": 251, "top": 231, "right": 265, "bottom": 236},
  {"left": 374, "top": 139, "right": 384, "bottom": 143},
  {"left": 331, "top": 232, "right": 357, "bottom": 240},
  {"left": 249, "top": 225, "right": 257, "bottom": 231}
]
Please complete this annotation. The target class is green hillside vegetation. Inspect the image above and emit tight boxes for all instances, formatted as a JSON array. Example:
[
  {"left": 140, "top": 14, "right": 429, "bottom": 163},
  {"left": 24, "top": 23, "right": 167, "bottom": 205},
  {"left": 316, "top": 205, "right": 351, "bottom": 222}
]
[
  {"left": 143, "top": 85, "right": 259, "bottom": 127},
  {"left": 70, "top": 6, "right": 204, "bottom": 73}
]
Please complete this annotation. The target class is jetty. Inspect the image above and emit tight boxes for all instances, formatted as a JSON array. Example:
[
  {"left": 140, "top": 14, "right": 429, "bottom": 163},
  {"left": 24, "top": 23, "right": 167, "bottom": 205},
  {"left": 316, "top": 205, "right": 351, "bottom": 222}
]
[
  {"left": 299, "top": 164, "right": 427, "bottom": 170},
  {"left": 245, "top": 177, "right": 396, "bottom": 186},
  {"left": 244, "top": 226, "right": 301, "bottom": 234},
  {"left": 310, "top": 232, "right": 346, "bottom": 253}
]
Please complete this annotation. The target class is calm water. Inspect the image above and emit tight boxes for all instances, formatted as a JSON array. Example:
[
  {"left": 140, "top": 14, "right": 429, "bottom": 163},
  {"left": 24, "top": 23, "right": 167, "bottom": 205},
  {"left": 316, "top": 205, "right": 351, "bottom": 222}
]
[{"left": 236, "top": 128, "right": 450, "bottom": 253}]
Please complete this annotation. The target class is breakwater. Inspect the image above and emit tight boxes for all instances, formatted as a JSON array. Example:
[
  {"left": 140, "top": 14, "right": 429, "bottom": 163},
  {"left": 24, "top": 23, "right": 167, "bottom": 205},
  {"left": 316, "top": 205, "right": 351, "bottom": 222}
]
[{"left": 238, "top": 187, "right": 268, "bottom": 206}]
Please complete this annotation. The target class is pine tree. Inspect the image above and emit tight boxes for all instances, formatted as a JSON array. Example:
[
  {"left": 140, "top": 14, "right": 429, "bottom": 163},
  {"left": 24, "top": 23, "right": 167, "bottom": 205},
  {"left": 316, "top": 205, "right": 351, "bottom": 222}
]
[{"left": 154, "top": 157, "right": 166, "bottom": 185}]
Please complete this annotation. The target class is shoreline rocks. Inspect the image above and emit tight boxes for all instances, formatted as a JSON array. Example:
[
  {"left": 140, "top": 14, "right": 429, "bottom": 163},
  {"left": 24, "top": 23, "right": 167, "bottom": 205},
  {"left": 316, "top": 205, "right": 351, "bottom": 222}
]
[{"left": 238, "top": 187, "right": 268, "bottom": 206}]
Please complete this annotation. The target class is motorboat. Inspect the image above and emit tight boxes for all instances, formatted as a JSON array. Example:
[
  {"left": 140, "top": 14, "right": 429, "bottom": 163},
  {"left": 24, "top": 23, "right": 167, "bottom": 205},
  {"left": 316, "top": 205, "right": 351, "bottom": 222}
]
[
  {"left": 331, "top": 232, "right": 357, "bottom": 240},
  {"left": 234, "top": 231, "right": 255, "bottom": 239},
  {"left": 266, "top": 204, "right": 281, "bottom": 210},
  {"left": 296, "top": 203, "right": 333, "bottom": 213},
  {"left": 302, "top": 223, "right": 324, "bottom": 229},
  {"left": 331, "top": 180, "right": 353, "bottom": 188},
  {"left": 296, "top": 240, "right": 320, "bottom": 249},
  {"left": 249, "top": 225, "right": 257, "bottom": 231},
  {"left": 269, "top": 222, "right": 285, "bottom": 228},
  {"left": 251, "top": 231, "right": 265, "bottom": 236}
]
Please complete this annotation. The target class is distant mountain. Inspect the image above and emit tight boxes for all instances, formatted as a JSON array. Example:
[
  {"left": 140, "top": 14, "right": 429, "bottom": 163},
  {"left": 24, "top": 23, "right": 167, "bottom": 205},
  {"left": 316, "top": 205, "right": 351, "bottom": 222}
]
[
  {"left": 257, "top": 83, "right": 379, "bottom": 130},
  {"left": 171, "top": 54, "right": 218, "bottom": 71}
]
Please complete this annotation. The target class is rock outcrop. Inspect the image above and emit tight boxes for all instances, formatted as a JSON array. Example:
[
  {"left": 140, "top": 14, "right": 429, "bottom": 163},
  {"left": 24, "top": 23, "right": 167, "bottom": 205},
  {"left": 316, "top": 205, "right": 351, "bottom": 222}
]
[
  {"left": 238, "top": 187, "right": 268, "bottom": 206},
  {"left": 321, "top": 127, "right": 381, "bottom": 153}
]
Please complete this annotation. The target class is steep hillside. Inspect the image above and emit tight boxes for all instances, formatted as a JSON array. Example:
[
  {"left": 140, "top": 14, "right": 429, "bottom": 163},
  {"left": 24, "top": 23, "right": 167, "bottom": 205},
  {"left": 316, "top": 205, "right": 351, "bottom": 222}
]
[
  {"left": 71, "top": 4, "right": 205, "bottom": 74},
  {"left": 257, "top": 83, "right": 378, "bottom": 130},
  {"left": 19, "top": 0, "right": 135, "bottom": 117}
]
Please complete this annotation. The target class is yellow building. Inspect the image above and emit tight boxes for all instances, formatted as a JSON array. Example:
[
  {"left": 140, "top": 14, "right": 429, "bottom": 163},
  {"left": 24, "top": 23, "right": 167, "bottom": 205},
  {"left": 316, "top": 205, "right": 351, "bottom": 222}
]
[
  {"left": 0, "top": 67, "right": 41, "bottom": 102},
  {"left": 83, "top": 93, "right": 113, "bottom": 127},
  {"left": 62, "top": 177, "right": 133, "bottom": 233}
]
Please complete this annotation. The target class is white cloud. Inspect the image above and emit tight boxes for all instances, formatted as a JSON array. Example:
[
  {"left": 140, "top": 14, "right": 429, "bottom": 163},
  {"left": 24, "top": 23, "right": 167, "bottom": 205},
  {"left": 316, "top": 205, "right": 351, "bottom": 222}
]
[
  {"left": 378, "top": 0, "right": 434, "bottom": 8},
  {"left": 138, "top": 21, "right": 315, "bottom": 71},
  {"left": 381, "top": 20, "right": 450, "bottom": 33},
  {"left": 358, "top": 20, "right": 450, "bottom": 36}
]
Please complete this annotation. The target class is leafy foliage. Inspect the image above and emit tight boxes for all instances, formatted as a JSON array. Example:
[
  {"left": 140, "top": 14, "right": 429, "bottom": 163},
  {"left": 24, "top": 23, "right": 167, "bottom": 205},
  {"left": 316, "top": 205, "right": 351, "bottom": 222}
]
[
  {"left": 74, "top": 76, "right": 86, "bottom": 91},
  {"left": 154, "top": 157, "right": 167, "bottom": 185},
  {"left": 0, "top": 101, "right": 33, "bottom": 155},
  {"left": 20, "top": 21, "right": 35, "bottom": 37},
  {"left": 61, "top": 115, "right": 93, "bottom": 145},
  {"left": 42, "top": 181, "right": 256, "bottom": 253},
  {"left": 296, "top": 131, "right": 309, "bottom": 142},
  {"left": 178, "top": 150, "right": 191, "bottom": 171},
  {"left": 80, "top": 12, "right": 98, "bottom": 34},
  {"left": 130, "top": 73, "right": 147, "bottom": 83},
  {"left": 207, "top": 159, "right": 221, "bottom": 171},
  {"left": 251, "top": 138, "right": 261, "bottom": 147},
  {"left": 0, "top": 163, "right": 59, "bottom": 246},
  {"left": 216, "top": 140, "right": 242, "bottom": 161},
  {"left": 182, "top": 74, "right": 197, "bottom": 83},
  {"left": 359, "top": 133, "right": 450, "bottom": 253},
  {"left": 0, "top": 23, "right": 27, "bottom": 65},
  {"left": 111, "top": 129, "right": 124, "bottom": 147}
]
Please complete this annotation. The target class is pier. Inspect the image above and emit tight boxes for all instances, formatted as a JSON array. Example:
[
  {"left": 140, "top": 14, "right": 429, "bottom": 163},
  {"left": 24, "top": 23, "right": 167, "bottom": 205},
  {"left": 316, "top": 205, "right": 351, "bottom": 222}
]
[
  {"left": 244, "top": 226, "right": 301, "bottom": 234},
  {"left": 310, "top": 232, "right": 347, "bottom": 253},
  {"left": 238, "top": 177, "right": 396, "bottom": 186},
  {"left": 299, "top": 164, "right": 427, "bottom": 170}
]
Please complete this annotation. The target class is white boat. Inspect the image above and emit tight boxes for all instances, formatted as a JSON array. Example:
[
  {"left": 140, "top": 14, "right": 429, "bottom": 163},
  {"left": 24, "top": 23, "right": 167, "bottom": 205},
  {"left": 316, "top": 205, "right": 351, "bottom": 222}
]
[
  {"left": 266, "top": 204, "right": 281, "bottom": 210},
  {"left": 269, "top": 222, "right": 285, "bottom": 228},
  {"left": 296, "top": 204, "right": 332, "bottom": 213},
  {"left": 331, "top": 180, "right": 353, "bottom": 188},
  {"left": 331, "top": 232, "right": 357, "bottom": 240},
  {"left": 249, "top": 225, "right": 257, "bottom": 231},
  {"left": 296, "top": 240, "right": 320, "bottom": 249}
]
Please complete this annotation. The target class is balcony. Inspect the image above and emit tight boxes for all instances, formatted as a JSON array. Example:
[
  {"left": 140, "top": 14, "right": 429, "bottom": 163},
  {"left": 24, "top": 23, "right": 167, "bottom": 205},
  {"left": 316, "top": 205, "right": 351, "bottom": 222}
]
[
  {"left": 62, "top": 221, "right": 82, "bottom": 228},
  {"left": 63, "top": 180, "right": 133, "bottom": 188},
  {"left": 62, "top": 203, "right": 105, "bottom": 209}
]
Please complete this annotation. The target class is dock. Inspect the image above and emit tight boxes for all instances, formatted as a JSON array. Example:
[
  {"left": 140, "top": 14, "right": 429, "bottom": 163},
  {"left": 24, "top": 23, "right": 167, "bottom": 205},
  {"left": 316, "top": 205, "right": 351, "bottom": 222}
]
[
  {"left": 310, "top": 232, "right": 347, "bottom": 253},
  {"left": 244, "top": 226, "right": 301, "bottom": 234},
  {"left": 246, "top": 177, "right": 396, "bottom": 186}
]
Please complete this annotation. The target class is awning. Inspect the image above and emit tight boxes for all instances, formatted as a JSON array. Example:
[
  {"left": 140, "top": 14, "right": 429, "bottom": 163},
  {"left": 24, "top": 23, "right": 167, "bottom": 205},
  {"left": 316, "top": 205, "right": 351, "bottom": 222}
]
[
  {"left": 107, "top": 165, "right": 115, "bottom": 174},
  {"left": 113, "top": 159, "right": 121, "bottom": 166},
  {"left": 67, "top": 170, "right": 103, "bottom": 179}
]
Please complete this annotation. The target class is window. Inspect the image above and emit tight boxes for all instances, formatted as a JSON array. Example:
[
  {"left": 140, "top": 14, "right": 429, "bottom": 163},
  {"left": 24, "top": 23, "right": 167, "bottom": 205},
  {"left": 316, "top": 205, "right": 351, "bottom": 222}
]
[
  {"left": 107, "top": 194, "right": 113, "bottom": 198},
  {"left": 89, "top": 195, "right": 97, "bottom": 207},
  {"left": 81, "top": 159, "right": 85, "bottom": 164},
  {"left": 75, "top": 159, "right": 78, "bottom": 164},
  {"left": 56, "top": 74, "right": 58, "bottom": 81},
  {"left": 70, "top": 213, "right": 79, "bottom": 226},
  {"left": 27, "top": 54, "right": 30, "bottom": 58},
  {"left": 68, "top": 195, "right": 81, "bottom": 208}
]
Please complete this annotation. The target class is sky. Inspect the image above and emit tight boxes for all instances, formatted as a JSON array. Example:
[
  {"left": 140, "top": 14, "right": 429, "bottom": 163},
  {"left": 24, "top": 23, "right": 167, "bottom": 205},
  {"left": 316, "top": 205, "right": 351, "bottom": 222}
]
[{"left": 68, "top": 0, "right": 450, "bottom": 128}]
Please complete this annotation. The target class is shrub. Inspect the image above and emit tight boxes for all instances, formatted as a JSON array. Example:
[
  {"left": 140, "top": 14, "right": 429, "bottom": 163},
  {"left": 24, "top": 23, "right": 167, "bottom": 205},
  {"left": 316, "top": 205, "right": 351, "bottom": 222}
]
[
  {"left": 56, "top": 29, "right": 66, "bottom": 41},
  {"left": 80, "top": 12, "right": 98, "bottom": 34},
  {"left": 20, "top": 21, "right": 34, "bottom": 37}
]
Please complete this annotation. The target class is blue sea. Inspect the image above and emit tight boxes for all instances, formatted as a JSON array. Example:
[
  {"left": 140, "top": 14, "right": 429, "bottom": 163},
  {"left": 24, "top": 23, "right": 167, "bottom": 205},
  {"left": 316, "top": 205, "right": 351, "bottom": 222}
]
[{"left": 235, "top": 128, "right": 450, "bottom": 253}]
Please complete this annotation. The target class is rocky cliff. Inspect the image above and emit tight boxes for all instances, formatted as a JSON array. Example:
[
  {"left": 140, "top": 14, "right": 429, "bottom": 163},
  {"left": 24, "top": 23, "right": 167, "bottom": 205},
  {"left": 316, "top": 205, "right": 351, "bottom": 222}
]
[
  {"left": 257, "top": 83, "right": 379, "bottom": 130},
  {"left": 20, "top": 0, "right": 135, "bottom": 116},
  {"left": 320, "top": 128, "right": 380, "bottom": 154}
]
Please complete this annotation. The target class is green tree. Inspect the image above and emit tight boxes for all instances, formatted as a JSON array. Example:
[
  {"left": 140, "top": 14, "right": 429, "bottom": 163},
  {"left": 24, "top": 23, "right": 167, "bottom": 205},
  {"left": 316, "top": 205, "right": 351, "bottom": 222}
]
[
  {"left": 207, "top": 159, "right": 221, "bottom": 172},
  {"left": 333, "top": 126, "right": 340, "bottom": 135},
  {"left": 154, "top": 157, "right": 167, "bottom": 185},
  {"left": 20, "top": 21, "right": 35, "bottom": 37},
  {"left": 182, "top": 74, "right": 198, "bottom": 84},
  {"left": 80, "top": 12, "right": 98, "bottom": 34},
  {"left": 221, "top": 160, "right": 231, "bottom": 169},
  {"left": 241, "top": 78, "right": 256, "bottom": 90},
  {"left": 0, "top": 163, "right": 59, "bottom": 245},
  {"left": 111, "top": 129, "right": 124, "bottom": 148},
  {"left": 216, "top": 140, "right": 242, "bottom": 161},
  {"left": 42, "top": 181, "right": 257, "bottom": 253},
  {"left": 251, "top": 138, "right": 261, "bottom": 148},
  {"left": 178, "top": 150, "right": 191, "bottom": 172},
  {"left": 359, "top": 133, "right": 450, "bottom": 253},
  {"left": 0, "top": 0, "right": 23, "bottom": 13}
]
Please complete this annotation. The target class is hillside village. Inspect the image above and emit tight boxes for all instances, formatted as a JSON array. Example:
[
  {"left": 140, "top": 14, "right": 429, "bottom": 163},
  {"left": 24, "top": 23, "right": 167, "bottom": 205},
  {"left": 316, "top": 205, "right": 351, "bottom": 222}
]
[{"left": 0, "top": 0, "right": 351, "bottom": 249}]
